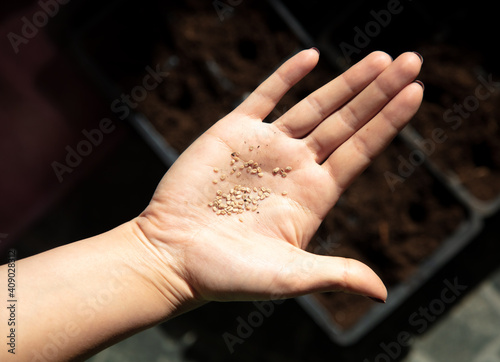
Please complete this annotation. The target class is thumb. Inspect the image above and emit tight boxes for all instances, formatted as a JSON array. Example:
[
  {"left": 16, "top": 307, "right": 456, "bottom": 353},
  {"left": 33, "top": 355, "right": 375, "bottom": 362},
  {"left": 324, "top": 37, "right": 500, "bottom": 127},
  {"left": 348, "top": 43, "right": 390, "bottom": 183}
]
[{"left": 279, "top": 251, "right": 387, "bottom": 302}]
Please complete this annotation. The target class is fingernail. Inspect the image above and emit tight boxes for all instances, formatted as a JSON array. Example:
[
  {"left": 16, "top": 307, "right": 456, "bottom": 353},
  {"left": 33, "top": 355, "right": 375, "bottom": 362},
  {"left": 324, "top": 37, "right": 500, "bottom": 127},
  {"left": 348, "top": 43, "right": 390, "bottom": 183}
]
[
  {"left": 414, "top": 80, "right": 425, "bottom": 91},
  {"left": 368, "top": 296, "right": 386, "bottom": 304},
  {"left": 310, "top": 47, "right": 320, "bottom": 55},
  {"left": 413, "top": 51, "right": 423, "bottom": 64}
]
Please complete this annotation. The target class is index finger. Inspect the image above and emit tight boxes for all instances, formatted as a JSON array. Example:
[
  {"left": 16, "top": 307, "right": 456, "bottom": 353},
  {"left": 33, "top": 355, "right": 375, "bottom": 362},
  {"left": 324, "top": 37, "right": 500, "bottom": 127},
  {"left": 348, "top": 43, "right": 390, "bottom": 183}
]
[{"left": 236, "top": 48, "right": 319, "bottom": 120}]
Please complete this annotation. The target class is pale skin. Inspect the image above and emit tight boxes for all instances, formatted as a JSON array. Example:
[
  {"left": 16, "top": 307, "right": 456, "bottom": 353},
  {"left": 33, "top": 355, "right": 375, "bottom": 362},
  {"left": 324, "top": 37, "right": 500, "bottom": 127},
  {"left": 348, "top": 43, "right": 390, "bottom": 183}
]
[{"left": 1, "top": 49, "right": 423, "bottom": 361}]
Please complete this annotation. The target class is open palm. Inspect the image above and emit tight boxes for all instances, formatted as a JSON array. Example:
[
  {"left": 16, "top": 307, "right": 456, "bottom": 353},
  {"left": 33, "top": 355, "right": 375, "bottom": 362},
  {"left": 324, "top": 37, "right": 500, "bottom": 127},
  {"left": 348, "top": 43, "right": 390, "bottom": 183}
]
[{"left": 137, "top": 49, "right": 423, "bottom": 305}]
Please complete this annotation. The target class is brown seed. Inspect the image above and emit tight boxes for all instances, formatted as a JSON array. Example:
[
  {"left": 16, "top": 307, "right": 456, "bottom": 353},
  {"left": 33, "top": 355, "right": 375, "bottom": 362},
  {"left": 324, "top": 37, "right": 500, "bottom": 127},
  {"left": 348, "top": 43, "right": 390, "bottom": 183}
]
[
  {"left": 212, "top": 179, "right": 218, "bottom": 184},
  {"left": 239, "top": 165, "right": 245, "bottom": 170},
  {"left": 258, "top": 173, "right": 264, "bottom": 178},
  {"left": 249, "top": 146, "right": 254, "bottom": 151},
  {"left": 285, "top": 166, "right": 293, "bottom": 172},
  {"left": 213, "top": 168, "right": 219, "bottom": 173},
  {"left": 248, "top": 160, "right": 254, "bottom": 165},
  {"left": 239, "top": 218, "right": 244, "bottom": 222},
  {"left": 253, "top": 162, "right": 259, "bottom": 168},
  {"left": 230, "top": 159, "right": 235, "bottom": 165},
  {"left": 251, "top": 169, "right": 257, "bottom": 174},
  {"left": 273, "top": 167, "right": 280, "bottom": 174},
  {"left": 281, "top": 173, "right": 287, "bottom": 178},
  {"left": 257, "top": 167, "right": 262, "bottom": 173},
  {"left": 236, "top": 172, "right": 241, "bottom": 178},
  {"left": 282, "top": 191, "right": 288, "bottom": 196},
  {"left": 220, "top": 174, "right": 227, "bottom": 181},
  {"left": 217, "top": 190, "right": 222, "bottom": 196}
]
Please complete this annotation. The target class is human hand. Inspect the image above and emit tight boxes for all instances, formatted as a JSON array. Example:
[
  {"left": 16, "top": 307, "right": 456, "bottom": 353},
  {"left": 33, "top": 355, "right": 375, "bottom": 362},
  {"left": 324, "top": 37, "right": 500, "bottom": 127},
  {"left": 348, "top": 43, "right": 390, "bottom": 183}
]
[{"left": 135, "top": 49, "right": 423, "bottom": 308}]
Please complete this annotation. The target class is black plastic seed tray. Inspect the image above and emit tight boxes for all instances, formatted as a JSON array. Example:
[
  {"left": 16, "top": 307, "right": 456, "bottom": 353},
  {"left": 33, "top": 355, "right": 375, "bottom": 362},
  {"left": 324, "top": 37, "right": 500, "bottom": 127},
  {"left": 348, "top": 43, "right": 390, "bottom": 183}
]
[
  {"left": 401, "top": 123, "right": 500, "bottom": 217},
  {"left": 296, "top": 144, "right": 482, "bottom": 345}
]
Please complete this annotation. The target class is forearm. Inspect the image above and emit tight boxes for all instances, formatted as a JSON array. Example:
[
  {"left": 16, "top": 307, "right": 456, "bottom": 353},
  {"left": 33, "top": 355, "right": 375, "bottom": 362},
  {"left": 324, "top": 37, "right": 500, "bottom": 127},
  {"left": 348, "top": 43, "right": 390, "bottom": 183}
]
[{"left": 0, "top": 220, "right": 196, "bottom": 361}]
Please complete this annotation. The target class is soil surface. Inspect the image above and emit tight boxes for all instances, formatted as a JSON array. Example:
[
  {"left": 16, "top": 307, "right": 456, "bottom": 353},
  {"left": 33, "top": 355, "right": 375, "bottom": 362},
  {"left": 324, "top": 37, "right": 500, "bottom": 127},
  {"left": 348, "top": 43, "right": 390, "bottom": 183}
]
[
  {"left": 411, "top": 43, "right": 500, "bottom": 201},
  {"left": 133, "top": 0, "right": 301, "bottom": 152}
]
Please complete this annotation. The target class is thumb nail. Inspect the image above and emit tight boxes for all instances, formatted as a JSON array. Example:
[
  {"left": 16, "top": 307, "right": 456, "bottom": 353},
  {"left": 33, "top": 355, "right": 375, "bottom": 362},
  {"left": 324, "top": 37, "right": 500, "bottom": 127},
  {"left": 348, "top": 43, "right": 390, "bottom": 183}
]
[{"left": 368, "top": 296, "right": 386, "bottom": 304}]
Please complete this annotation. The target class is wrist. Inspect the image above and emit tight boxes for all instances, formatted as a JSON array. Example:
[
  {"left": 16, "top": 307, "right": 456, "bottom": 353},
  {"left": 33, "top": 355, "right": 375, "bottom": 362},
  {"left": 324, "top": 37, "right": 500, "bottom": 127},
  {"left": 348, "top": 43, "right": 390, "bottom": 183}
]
[{"left": 126, "top": 216, "right": 205, "bottom": 319}]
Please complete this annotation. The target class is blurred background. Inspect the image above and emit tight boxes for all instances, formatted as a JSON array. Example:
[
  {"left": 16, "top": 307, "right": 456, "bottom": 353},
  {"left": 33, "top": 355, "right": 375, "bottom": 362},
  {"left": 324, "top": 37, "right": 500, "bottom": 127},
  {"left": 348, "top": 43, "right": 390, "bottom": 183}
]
[{"left": 1, "top": 0, "right": 500, "bottom": 361}]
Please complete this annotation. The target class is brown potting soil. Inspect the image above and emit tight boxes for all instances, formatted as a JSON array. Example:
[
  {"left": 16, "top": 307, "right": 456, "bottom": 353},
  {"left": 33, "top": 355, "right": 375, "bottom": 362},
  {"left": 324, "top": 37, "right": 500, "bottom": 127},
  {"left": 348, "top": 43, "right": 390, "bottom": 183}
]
[
  {"left": 411, "top": 43, "right": 500, "bottom": 201},
  {"left": 85, "top": 0, "right": 469, "bottom": 331},
  {"left": 134, "top": 1, "right": 302, "bottom": 152}
]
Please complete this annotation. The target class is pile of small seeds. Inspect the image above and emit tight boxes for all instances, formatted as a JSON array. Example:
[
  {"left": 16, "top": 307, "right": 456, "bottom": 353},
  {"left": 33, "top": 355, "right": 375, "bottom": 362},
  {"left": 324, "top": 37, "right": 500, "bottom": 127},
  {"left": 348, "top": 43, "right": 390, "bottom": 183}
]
[
  {"left": 208, "top": 148, "right": 292, "bottom": 216},
  {"left": 208, "top": 185, "right": 272, "bottom": 215}
]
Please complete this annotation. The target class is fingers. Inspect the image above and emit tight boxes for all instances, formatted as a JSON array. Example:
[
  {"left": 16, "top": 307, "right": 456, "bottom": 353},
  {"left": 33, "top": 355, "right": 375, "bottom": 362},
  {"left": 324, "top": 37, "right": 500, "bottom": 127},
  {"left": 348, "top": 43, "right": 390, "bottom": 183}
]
[
  {"left": 236, "top": 48, "right": 319, "bottom": 120},
  {"left": 274, "top": 51, "right": 393, "bottom": 138},
  {"left": 324, "top": 81, "right": 424, "bottom": 195},
  {"left": 306, "top": 52, "right": 422, "bottom": 163},
  {"left": 279, "top": 250, "right": 387, "bottom": 302}
]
